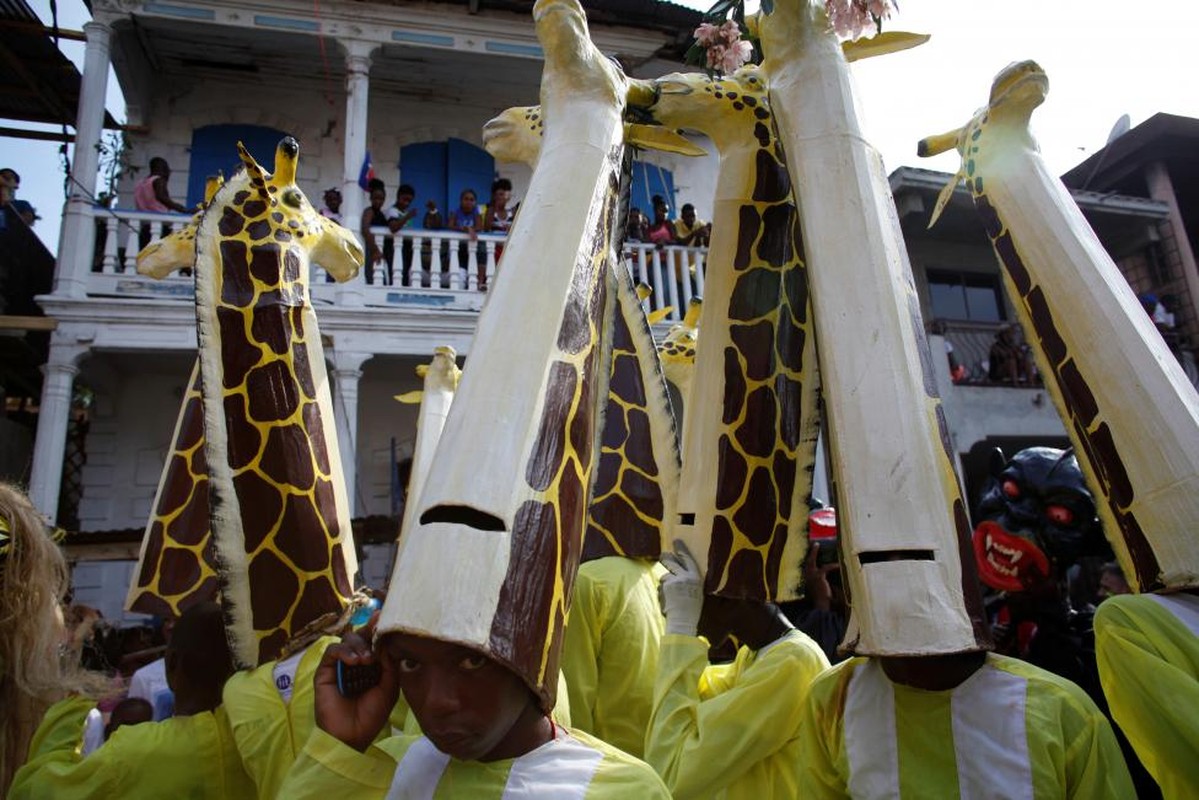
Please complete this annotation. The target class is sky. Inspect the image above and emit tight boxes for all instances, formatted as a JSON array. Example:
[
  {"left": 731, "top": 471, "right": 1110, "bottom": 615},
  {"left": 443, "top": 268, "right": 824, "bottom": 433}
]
[{"left": 7, "top": 0, "right": 1199, "bottom": 253}]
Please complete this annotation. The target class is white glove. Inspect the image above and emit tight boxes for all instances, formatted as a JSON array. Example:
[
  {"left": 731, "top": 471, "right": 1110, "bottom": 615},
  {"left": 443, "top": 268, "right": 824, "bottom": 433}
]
[{"left": 660, "top": 539, "right": 704, "bottom": 636}]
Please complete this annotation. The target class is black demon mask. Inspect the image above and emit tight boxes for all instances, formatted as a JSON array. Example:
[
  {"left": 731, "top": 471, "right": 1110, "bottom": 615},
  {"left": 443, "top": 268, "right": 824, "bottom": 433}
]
[{"left": 972, "top": 447, "right": 1108, "bottom": 592}]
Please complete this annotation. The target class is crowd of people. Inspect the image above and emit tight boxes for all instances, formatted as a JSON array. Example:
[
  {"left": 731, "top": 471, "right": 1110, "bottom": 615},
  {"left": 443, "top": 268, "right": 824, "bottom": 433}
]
[{"left": 1, "top": 455, "right": 1191, "bottom": 798}]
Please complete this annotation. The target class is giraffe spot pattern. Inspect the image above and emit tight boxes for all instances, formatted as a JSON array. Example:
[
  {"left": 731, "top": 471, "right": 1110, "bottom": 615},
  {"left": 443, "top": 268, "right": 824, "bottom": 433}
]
[
  {"left": 647, "top": 74, "right": 820, "bottom": 601},
  {"left": 129, "top": 367, "right": 221, "bottom": 618},
  {"left": 968, "top": 144, "right": 1161, "bottom": 590},
  {"left": 492, "top": 156, "right": 620, "bottom": 707}
]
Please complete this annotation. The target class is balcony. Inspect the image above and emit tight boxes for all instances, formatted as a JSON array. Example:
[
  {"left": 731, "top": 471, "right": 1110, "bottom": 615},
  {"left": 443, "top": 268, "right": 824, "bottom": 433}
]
[{"left": 86, "top": 207, "right": 707, "bottom": 322}]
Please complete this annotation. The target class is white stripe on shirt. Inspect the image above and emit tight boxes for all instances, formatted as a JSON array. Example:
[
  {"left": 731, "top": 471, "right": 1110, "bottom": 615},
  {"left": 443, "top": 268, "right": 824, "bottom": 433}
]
[
  {"left": 503, "top": 733, "right": 604, "bottom": 800},
  {"left": 1150, "top": 593, "right": 1199, "bottom": 637},
  {"left": 386, "top": 737, "right": 450, "bottom": 800},
  {"left": 844, "top": 660, "right": 901, "bottom": 799},
  {"left": 950, "top": 664, "right": 1034, "bottom": 800}
]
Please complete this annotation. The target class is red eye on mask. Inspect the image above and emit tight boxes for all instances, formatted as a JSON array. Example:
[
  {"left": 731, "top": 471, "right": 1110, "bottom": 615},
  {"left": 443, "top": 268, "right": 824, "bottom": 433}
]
[
  {"left": 1002, "top": 480, "right": 1020, "bottom": 499},
  {"left": 1046, "top": 505, "right": 1074, "bottom": 526}
]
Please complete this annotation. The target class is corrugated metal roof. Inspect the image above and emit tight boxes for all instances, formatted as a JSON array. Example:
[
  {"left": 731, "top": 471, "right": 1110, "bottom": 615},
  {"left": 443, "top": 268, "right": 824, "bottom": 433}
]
[{"left": 0, "top": 0, "right": 119, "bottom": 128}]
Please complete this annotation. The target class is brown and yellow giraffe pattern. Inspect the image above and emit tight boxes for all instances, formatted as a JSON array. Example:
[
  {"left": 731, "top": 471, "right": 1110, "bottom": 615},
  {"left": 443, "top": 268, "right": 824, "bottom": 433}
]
[
  {"left": 583, "top": 263, "right": 681, "bottom": 562},
  {"left": 127, "top": 364, "right": 220, "bottom": 617},
  {"left": 920, "top": 60, "right": 1192, "bottom": 592},
  {"left": 658, "top": 296, "right": 702, "bottom": 406},
  {"left": 639, "top": 65, "right": 820, "bottom": 601},
  {"left": 126, "top": 176, "right": 227, "bottom": 617},
  {"left": 486, "top": 145, "right": 622, "bottom": 710},
  {"left": 481, "top": 97, "right": 685, "bottom": 568},
  {"left": 194, "top": 138, "right": 363, "bottom": 666}
]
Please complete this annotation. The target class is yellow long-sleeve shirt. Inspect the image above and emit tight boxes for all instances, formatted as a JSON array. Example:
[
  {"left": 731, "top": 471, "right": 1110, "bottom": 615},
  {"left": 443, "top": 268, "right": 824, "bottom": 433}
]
[
  {"left": 1095, "top": 592, "right": 1199, "bottom": 800},
  {"left": 560, "top": 556, "right": 664, "bottom": 757},
  {"left": 645, "top": 629, "right": 830, "bottom": 799},
  {"left": 276, "top": 724, "right": 670, "bottom": 798},
  {"left": 798, "top": 654, "right": 1135, "bottom": 799},
  {"left": 9, "top": 695, "right": 254, "bottom": 799}
]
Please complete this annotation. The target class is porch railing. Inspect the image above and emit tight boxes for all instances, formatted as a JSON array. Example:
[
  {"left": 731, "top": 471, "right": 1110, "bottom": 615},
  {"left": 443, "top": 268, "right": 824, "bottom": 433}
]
[{"left": 86, "top": 207, "right": 706, "bottom": 322}]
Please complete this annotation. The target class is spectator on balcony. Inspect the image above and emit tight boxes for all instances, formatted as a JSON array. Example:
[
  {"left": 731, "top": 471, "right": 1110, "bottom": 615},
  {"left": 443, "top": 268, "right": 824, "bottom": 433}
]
[
  {"left": 318, "top": 188, "right": 342, "bottom": 225},
  {"left": 1, "top": 168, "right": 36, "bottom": 230},
  {"left": 386, "top": 184, "right": 417, "bottom": 286},
  {"left": 448, "top": 189, "right": 486, "bottom": 291},
  {"left": 360, "top": 178, "right": 393, "bottom": 285},
  {"left": 646, "top": 195, "right": 675, "bottom": 248},
  {"left": 484, "top": 179, "right": 515, "bottom": 275},
  {"left": 988, "top": 325, "right": 1034, "bottom": 385},
  {"left": 626, "top": 207, "right": 647, "bottom": 243},
  {"left": 672, "top": 204, "right": 710, "bottom": 248},
  {"left": 483, "top": 179, "right": 515, "bottom": 235},
  {"left": 134, "top": 158, "right": 190, "bottom": 250}
]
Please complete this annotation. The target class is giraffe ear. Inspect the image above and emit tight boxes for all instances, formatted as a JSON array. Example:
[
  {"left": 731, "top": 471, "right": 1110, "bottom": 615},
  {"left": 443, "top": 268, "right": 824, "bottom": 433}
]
[
  {"left": 394, "top": 390, "right": 424, "bottom": 404},
  {"left": 646, "top": 306, "right": 674, "bottom": 326},
  {"left": 841, "top": 31, "right": 929, "bottom": 62},
  {"left": 236, "top": 142, "right": 270, "bottom": 197},
  {"left": 928, "top": 169, "right": 964, "bottom": 229},
  {"left": 202, "top": 173, "right": 224, "bottom": 206}
]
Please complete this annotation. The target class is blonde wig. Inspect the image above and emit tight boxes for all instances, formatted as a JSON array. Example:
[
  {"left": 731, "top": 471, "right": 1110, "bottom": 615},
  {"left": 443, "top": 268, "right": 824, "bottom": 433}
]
[{"left": 0, "top": 483, "right": 105, "bottom": 793}]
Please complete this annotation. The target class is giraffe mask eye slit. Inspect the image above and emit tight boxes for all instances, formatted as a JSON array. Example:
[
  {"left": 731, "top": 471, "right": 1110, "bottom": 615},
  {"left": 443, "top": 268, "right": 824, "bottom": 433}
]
[{"left": 282, "top": 189, "right": 304, "bottom": 208}]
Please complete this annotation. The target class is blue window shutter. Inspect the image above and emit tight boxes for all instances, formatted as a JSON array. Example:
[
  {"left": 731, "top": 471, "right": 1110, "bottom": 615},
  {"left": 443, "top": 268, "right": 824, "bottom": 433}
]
[
  {"left": 186, "top": 124, "right": 287, "bottom": 207},
  {"left": 630, "top": 160, "right": 676, "bottom": 218},
  {"left": 446, "top": 138, "right": 495, "bottom": 215},
  {"left": 399, "top": 142, "right": 448, "bottom": 228}
]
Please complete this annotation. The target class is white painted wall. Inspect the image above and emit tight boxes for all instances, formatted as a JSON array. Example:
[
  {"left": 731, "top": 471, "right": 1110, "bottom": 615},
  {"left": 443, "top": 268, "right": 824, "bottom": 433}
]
[{"left": 75, "top": 353, "right": 194, "bottom": 533}]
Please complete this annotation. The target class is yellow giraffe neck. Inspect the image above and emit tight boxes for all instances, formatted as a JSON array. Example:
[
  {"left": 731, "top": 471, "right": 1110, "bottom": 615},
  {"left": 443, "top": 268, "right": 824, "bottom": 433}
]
[{"left": 194, "top": 138, "right": 363, "bottom": 666}]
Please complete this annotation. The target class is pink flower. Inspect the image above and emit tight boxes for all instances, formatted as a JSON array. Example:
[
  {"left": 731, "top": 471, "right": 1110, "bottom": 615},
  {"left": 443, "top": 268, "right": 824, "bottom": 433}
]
[
  {"left": 694, "top": 22, "right": 721, "bottom": 46},
  {"left": 705, "top": 43, "right": 727, "bottom": 70},
  {"left": 720, "top": 39, "right": 753, "bottom": 73},
  {"left": 719, "top": 19, "right": 742, "bottom": 42},
  {"left": 826, "top": 0, "right": 895, "bottom": 40}
]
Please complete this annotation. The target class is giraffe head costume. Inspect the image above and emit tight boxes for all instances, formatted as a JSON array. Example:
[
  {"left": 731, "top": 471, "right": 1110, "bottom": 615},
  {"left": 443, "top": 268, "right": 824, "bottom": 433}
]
[
  {"left": 394, "top": 346, "right": 462, "bottom": 546},
  {"left": 921, "top": 61, "right": 1199, "bottom": 592},
  {"left": 758, "top": 0, "right": 989, "bottom": 655},
  {"left": 483, "top": 100, "right": 687, "bottom": 565},
  {"left": 632, "top": 63, "right": 821, "bottom": 603},
  {"left": 379, "top": 0, "right": 649, "bottom": 711},
  {"left": 194, "top": 137, "right": 364, "bottom": 666}
]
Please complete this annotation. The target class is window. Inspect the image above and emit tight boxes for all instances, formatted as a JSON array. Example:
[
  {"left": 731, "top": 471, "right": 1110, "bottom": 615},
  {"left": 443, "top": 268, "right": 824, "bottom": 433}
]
[{"left": 926, "top": 269, "right": 1005, "bottom": 322}]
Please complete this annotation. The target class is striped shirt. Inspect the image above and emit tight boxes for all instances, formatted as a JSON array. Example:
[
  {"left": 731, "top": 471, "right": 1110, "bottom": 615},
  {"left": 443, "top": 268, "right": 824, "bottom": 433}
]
[{"left": 798, "top": 653, "right": 1134, "bottom": 799}]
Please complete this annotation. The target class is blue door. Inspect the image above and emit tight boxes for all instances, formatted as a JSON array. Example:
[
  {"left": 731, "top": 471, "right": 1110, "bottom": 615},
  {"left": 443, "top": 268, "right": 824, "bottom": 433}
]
[
  {"left": 447, "top": 138, "right": 495, "bottom": 214},
  {"left": 186, "top": 124, "right": 288, "bottom": 207},
  {"left": 399, "top": 142, "right": 448, "bottom": 227},
  {"left": 399, "top": 140, "right": 494, "bottom": 227}
]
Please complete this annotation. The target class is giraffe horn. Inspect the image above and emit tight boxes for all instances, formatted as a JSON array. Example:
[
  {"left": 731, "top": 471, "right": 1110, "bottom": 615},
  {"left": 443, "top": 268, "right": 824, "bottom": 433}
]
[
  {"left": 928, "top": 168, "right": 964, "bottom": 229},
  {"left": 236, "top": 142, "right": 270, "bottom": 199},
  {"left": 272, "top": 136, "right": 300, "bottom": 187},
  {"left": 682, "top": 297, "right": 703, "bottom": 327},
  {"left": 917, "top": 128, "right": 964, "bottom": 158}
]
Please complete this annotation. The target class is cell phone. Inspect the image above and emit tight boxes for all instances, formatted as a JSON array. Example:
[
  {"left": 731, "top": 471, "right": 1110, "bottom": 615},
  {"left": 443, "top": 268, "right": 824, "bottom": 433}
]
[{"left": 336, "top": 660, "right": 382, "bottom": 698}]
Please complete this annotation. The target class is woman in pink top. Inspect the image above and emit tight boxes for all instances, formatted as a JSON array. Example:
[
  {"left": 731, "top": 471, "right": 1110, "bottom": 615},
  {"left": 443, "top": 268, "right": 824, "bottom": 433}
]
[{"left": 134, "top": 157, "right": 189, "bottom": 249}]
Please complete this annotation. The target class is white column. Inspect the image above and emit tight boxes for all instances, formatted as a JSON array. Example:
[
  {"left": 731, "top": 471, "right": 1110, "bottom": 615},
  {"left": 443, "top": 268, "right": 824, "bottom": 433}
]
[
  {"left": 28, "top": 343, "right": 89, "bottom": 521},
  {"left": 54, "top": 19, "right": 113, "bottom": 299},
  {"left": 330, "top": 350, "right": 372, "bottom": 517},
  {"left": 338, "top": 40, "right": 377, "bottom": 306},
  {"left": 1146, "top": 162, "right": 1199, "bottom": 326}
]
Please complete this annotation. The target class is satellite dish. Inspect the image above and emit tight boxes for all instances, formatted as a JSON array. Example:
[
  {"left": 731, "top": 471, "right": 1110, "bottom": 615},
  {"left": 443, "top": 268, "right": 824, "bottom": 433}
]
[{"left": 1107, "top": 113, "right": 1131, "bottom": 144}]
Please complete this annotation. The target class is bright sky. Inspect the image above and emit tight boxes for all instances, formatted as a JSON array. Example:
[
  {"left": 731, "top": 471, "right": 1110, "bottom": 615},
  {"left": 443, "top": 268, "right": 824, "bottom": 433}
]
[{"left": 7, "top": 0, "right": 1199, "bottom": 252}]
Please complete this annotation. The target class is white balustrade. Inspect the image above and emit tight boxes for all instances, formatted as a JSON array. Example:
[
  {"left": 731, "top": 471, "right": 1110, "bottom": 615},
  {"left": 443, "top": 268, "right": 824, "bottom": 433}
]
[{"left": 85, "top": 207, "right": 708, "bottom": 314}]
